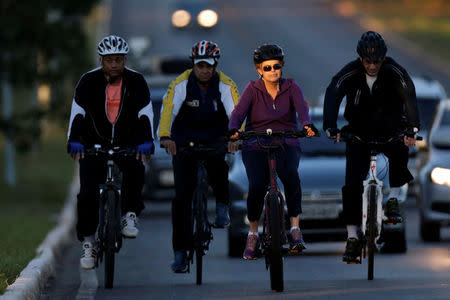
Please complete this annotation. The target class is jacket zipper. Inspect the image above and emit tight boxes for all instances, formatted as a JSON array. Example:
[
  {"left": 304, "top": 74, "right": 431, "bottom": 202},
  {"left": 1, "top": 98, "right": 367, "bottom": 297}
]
[
  {"left": 105, "top": 84, "right": 126, "bottom": 144},
  {"left": 354, "top": 89, "right": 361, "bottom": 105}
]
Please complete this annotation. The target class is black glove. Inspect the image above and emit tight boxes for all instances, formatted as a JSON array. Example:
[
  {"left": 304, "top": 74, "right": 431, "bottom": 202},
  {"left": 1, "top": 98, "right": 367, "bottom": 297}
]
[
  {"left": 228, "top": 128, "right": 239, "bottom": 139},
  {"left": 405, "top": 127, "right": 419, "bottom": 138},
  {"left": 303, "top": 124, "right": 319, "bottom": 135},
  {"left": 325, "top": 128, "right": 340, "bottom": 138}
]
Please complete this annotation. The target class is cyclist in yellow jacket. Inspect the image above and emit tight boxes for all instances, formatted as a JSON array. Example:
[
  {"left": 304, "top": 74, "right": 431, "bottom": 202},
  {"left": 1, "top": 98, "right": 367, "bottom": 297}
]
[{"left": 158, "top": 40, "right": 239, "bottom": 272}]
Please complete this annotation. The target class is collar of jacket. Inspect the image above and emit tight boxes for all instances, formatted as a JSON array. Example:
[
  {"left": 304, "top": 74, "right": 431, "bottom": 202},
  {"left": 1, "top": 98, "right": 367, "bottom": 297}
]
[
  {"left": 98, "top": 67, "right": 132, "bottom": 86},
  {"left": 253, "top": 78, "right": 291, "bottom": 95},
  {"left": 188, "top": 69, "right": 220, "bottom": 88}
]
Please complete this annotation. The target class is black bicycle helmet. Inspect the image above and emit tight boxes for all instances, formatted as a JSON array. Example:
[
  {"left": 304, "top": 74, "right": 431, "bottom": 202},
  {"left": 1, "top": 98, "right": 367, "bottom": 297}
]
[
  {"left": 356, "top": 31, "right": 387, "bottom": 61},
  {"left": 253, "top": 44, "right": 284, "bottom": 64},
  {"left": 190, "top": 40, "right": 221, "bottom": 61}
]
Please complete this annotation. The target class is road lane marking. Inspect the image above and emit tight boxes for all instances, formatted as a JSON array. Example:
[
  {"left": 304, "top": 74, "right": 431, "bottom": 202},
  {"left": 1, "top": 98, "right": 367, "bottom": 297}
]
[{"left": 76, "top": 268, "right": 98, "bottom": 300}]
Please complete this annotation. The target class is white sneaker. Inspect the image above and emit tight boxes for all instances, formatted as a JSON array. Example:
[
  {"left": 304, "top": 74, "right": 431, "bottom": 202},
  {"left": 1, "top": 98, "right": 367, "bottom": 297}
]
[
  {"left": 80, "top": 242, "right": 97, "bottom": 270},
  {"left": 121, "top": 212, "right": 139, "bottom": 238}
]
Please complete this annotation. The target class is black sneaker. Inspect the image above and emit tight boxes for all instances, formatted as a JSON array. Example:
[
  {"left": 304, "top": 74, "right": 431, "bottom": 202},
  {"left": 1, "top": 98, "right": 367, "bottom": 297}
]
[
  {"left": 342, "top": 238, "right": 362, "bottom": 263},
  {"left": 171, "top": 250, "right": 188, "bottom": 273},
  {"left": 384, "top": 198, "right": 403, "bottom": 224}
]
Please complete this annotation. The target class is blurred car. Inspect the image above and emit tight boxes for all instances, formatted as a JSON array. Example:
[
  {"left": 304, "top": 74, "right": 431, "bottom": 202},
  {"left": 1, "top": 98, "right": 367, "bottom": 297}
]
[
  {"left": 141, "top": 56, "right": 192, "bottom": 201},
  {"left": 417, "top": 99, "right": 450, "bottom": 241},
  {"left": 141, "top": 74, "right": 176, "bottom": 201},
  {"left": 227, "top": 107, "right": 409, "bottom": 257},
  {"left": 171, "top": 1, "right": 219, "bottom": 29}
]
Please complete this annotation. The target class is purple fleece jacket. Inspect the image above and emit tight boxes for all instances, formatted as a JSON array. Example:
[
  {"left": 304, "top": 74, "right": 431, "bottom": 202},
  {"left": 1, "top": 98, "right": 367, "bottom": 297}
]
[{"left": 228, "top": 78, "right": 312, "bottom": 150}]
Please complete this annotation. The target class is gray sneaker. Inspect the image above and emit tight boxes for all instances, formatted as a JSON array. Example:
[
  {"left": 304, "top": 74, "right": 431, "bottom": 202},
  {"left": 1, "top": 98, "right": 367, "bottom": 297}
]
[{"left": 80, "top": 242, "right": 97, "bottom": 270}]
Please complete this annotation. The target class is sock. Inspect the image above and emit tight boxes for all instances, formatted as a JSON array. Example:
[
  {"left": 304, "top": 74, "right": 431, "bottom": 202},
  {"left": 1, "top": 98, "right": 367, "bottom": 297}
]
[
  {"left": 290, "top": 226, "right": 299, "bottom": 233},
  {"left": 83, "top": 235, "right": 95, "bottom": 244},
  {"left": 248, "top": 231, "right": 259, "bottom": 237},
  {"left": 347, "top": 225, "right": 358, "bottom": 239},
  {"left": 389, "top": 187, "right": 400, "bottom": 199}
]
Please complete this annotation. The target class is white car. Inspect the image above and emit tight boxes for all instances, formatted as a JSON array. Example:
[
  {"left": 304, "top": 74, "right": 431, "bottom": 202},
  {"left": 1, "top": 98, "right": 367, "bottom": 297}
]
[{"left": 417, "top": 99, "right": 450, "bottom": 241}]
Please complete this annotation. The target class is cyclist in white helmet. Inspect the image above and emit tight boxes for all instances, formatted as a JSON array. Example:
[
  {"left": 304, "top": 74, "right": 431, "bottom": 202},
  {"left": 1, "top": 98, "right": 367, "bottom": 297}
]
[{"left": 67, "top": 35, "right": 154, "bottom": 270}]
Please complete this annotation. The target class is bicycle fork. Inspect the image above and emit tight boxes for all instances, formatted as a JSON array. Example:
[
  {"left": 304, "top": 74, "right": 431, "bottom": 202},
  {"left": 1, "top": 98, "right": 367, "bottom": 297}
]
[{"left": 361, "top": 155, "right": 383, "bottom": 245}]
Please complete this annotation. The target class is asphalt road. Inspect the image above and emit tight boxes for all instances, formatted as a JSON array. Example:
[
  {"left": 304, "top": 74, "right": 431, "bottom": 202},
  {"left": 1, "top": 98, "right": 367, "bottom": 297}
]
[
  {"left": 39, "top": 207, "right": 450, "bottom": 299},
  {"left": 39, "top": 0, "right": 450, "bottom": 299}
]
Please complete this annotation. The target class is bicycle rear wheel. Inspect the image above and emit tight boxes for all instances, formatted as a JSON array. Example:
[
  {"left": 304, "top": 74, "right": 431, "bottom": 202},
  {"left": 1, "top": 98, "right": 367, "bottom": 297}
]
[
  {"left": 268, "top": 193, "right": 283, "bottom": 292},
  {"left": 367, "top": 185, "right": 377, "bottom": 280},
  {"left": 104, "top": 190, "right": 117, "bottom": 289}
]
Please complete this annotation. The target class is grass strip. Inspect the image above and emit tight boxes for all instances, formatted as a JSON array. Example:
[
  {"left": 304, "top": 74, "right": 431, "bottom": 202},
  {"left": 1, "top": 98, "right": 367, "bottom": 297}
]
[{"left": 0, "top": 128, "right": 74, "bottom": 294}]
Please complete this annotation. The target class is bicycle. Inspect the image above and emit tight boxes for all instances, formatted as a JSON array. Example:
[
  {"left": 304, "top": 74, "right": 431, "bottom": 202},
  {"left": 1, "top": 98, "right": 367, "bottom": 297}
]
[
  {"left": 176, "top": 141, "right": 227, "bottom": 285},
  {"left": 339, "top": 132, "right": 422, "bottom": 280},
  {"left": 234, "top": 129, "right": 315, "bottom": 292},
  {"left": 85, "top": 144, "right": 136, "bottom": 289}
]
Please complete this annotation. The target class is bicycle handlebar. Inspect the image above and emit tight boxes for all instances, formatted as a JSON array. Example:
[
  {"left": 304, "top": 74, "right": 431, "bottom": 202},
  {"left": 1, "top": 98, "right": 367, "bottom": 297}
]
[
  {"left": 84, "top": 144, "right": 137, "bottom": 158},
  {"left": 177, "top": 141, "right": 228, "bottom": 156},
  {"left": 233, "top": 129, "right": 319, "bottom": 141},
  {"left": 338, "top": 131, "right": 423, "bottom": 145}
]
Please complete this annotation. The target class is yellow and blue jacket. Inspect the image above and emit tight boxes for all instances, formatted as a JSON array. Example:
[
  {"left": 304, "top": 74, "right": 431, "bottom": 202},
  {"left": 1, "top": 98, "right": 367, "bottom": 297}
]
[{"left": 158, "top": 69, "right": 239, "bottom": 142}]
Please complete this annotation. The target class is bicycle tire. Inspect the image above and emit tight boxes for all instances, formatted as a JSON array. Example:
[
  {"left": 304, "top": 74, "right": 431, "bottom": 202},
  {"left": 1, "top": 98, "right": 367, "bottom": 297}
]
[
  {"left": 104, "top": 190, "right": 117, "bottom": 289},
  {"left": 194, "top": 192, "right": 206, "bottom": 285},
  {"left": 268, "top": 193, "right": 284, "bottom": 292},
  {"left": 367, "top": 185, "right": 377, "bottom": 280}
]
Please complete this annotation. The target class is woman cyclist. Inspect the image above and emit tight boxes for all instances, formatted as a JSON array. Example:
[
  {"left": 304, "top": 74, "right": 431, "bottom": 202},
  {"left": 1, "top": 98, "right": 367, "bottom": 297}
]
[{"left": 228, "top": 44, "right": 318, "bottom": 260}]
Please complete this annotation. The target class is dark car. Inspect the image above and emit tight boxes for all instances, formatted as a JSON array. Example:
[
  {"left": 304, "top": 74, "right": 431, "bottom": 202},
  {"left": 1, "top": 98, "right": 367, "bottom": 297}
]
[
  {"left": 141, "top": 75, "right": 176, "bottom": 201},
  {"left": 417, "top": 99, "right": 450, "bottom": 241},
  {"left": 227, "top": 108, "right": 410, "bottom": 257}
]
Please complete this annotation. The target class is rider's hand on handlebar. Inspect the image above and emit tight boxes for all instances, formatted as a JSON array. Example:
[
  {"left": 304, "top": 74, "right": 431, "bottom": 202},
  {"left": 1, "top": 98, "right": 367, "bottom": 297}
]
[
  {"left": 160, "top": 139, "right": 177, "bottom": 156},
  {"left": 228, "top": 128, "right": 242, "bottom": 140},
  {"left": 136, "top": 141, "right": 153, "bottom": 162},
  {"left": 303, "top": 124, "right": 319, "bottom": 137},
  {"left": 228, "top": 140, "right": 241, "bottom": 154},
  {"left": 404, "top": 135, "right": 416, "bottom": 147},
  {"left": 325, "top": 128, "right": 341, "bottom": 142},
  {"left": 68, "top": 141, "right": 85, "bottom": 160},
  {"left": 404, "top": 127, "right": 418, "bottom": 147}
]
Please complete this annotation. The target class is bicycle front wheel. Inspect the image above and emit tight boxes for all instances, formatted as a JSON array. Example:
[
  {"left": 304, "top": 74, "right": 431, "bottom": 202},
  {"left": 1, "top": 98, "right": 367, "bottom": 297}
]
[
  {"left": 193, "top": 192, "right": 207, "bottom": 285},
  {"left": 104, "top": 190, "right": 117, "bottom": 289},
  {"left": 367, "top": 185, "right": 377, "bottom": 280},
  {"left": 268, "top": 193, "right": 284, "bottom": 292}
]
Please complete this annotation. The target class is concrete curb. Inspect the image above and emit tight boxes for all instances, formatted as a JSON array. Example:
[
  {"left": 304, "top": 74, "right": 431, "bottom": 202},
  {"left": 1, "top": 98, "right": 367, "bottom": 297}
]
[{"left": 0, "top": 174, "right": 79, "bottom": 300}]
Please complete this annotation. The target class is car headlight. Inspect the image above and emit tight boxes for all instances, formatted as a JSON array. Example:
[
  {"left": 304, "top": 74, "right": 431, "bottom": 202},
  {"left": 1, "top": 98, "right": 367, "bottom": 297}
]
[
  {"left": 430, "top": 167, "right": 450, "bottom": 187},
  {"left": 197, "top": 9, "right": 218, "bottom": 28},
  {"left": 172, "top": 9, "right": 191, "bottom": 28}
]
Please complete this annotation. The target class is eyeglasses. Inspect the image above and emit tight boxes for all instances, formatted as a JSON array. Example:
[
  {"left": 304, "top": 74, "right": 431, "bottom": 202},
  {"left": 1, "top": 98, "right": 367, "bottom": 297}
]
[{"left": 262, "top": 63, "right": 282, "bottom": 72}]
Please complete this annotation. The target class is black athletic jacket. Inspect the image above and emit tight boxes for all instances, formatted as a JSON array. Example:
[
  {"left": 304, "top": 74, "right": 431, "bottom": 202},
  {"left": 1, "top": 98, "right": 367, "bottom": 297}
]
[
  {"left": 67, "top": 67, "right": 154, "bottom": 147},
  {"left": 323, "top": 57, "right": 420, "bottom": 138}
]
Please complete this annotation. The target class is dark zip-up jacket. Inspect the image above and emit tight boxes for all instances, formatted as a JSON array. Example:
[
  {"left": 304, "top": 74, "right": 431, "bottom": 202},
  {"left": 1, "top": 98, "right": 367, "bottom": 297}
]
[
  {"left": 323, "top": 57, "right": 420, "bottom": 138},
  {"left": 67, "top": 67, "right": 154, "bottom": 147}
]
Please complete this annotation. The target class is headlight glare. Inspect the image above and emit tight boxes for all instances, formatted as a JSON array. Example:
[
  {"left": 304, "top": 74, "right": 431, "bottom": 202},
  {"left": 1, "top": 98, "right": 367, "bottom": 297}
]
[
  {"left": 430, "top": 167, "right": 450, "bottom": 187},
  {"left": 197, "top": 9, "right": 218, "bottom": 28},
  {"left": 172, "top": 10, "right": 191, "bottom": 28}
]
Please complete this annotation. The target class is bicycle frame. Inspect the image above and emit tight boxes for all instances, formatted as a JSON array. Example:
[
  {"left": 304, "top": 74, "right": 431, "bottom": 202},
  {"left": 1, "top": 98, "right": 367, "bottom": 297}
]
[
  {"left": 361, "top": 153, "right": 383, "bottom": 242},
  {"left": 263, "top": 149, "right": 287, "bottom": 252}
]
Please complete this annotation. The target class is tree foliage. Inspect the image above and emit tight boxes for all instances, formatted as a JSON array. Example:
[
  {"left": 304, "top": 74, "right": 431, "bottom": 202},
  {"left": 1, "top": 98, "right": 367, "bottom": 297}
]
[{"left": 1, "top": 0, "right": 101, "bottom": 150}]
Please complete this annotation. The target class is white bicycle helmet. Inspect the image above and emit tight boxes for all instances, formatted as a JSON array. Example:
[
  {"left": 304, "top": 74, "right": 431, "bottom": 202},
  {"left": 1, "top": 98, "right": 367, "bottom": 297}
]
[{"left": 97, "top": 35, "right": 129, "bottom": 55}]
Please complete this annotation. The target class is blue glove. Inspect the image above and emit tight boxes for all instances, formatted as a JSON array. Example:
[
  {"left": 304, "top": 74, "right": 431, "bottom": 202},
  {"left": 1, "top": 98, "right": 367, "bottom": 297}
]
[
  {"left": 137, "top": 141, "right": 153, "bottom": 156},
  {"left": 69, "top": 141, "right": 84, "bottom": 155}
]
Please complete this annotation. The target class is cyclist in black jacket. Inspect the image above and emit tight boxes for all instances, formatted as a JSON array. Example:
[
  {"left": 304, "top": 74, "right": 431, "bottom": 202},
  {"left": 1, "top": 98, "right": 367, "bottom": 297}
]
[
  {"left": 67, "top": 35, "right": 154, "bottom": 270},
  {"left": 323, "top": 31, "right": 420, "bottom": 263}
]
